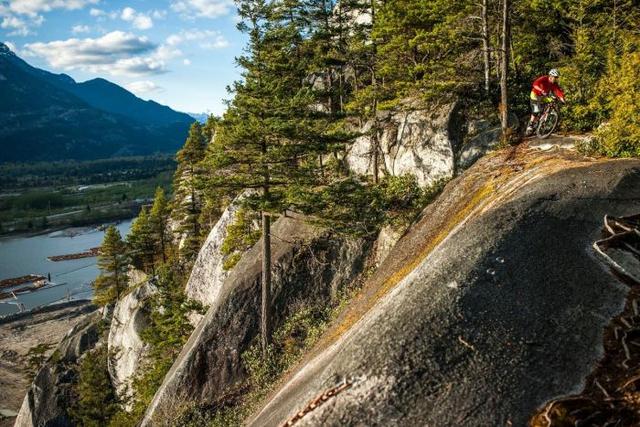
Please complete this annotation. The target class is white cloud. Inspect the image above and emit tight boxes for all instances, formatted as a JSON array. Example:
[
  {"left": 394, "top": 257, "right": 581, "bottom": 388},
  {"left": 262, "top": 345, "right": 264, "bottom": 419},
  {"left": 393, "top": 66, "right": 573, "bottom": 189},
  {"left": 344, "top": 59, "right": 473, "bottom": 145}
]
[
  {"left": 1, "top": 15, "right": 32, "bottom": 36},
  {"left": 120, "top": 7, "right": 136, "bottom": 21},
  {"left": 151, "top": 10, "right": 167, "bottom": 20},
  {"left": 90, "top": 7, "right": 117, "bottom": 20},
  {"left": 154, "top": 44, "right": 182, "bottom": 61},
  {"left": 71, "top": 24, "right": 90, "bottom": 34},
  {"left": 133, "top": 15, "right": 152, "bottom": 30},
  {"left": 183, "top": 58, "right": 191, "bottom": 65},
  {"left": 120, "top": 7, "right": 153, "bottom": 30},
  {"left": 166, "top": 29, "right": 229, "bottom": 49},
  {"left": 0, "top": 0, "right": 95, "bottom": 36},
  {"left": 1, "top": 14, "right": 42, "bottom": 36},
  {"left": 7, "top": 0, "right": 100, "bottom": 17},
  {"left": 126, "top": 80, "right": 164, "bottom": 94},
  {"left": 24, "top": 31, "right": 168, "bottom": 77},
  {"left": 201, "top": 35, "right": 228, "bottom": 49},
  {"left": 171, "top": 0, "right": 235, "bottom": 19}
]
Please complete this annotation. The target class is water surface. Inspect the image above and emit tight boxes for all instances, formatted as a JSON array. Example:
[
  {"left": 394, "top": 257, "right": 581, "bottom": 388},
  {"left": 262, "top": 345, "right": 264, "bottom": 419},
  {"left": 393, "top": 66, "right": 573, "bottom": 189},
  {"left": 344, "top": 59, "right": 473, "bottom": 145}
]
[{"left": 0, "top": 221, "right": 132, "bottom": 317}]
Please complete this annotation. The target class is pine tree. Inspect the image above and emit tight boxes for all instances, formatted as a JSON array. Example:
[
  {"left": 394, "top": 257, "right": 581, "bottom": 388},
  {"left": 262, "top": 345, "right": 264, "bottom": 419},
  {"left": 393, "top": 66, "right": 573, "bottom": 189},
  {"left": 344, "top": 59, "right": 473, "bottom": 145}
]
[
  {"left": 207, "top": 0, "right": 338, "bottom": 352},
  {"left": 149, "top": 187, "right": 171, "bottom": 263},
  {"left": 70, "top": 346, "right": 120, "bottom": 426},
  {"left": 595, "top": 35, "right": 640, "bottom": 156},
  {"left": 373, "top": 0, "right": 477, "bottom": 104},
  {"left": 172, "top": 122, "right": 207, "bottom": 263},
  {"left": 127, "top": 207, "right": 156, "bottom": 274},
  {"left": 93, "top": 226, "right": 128, "bottom": 306},
  {"left": 500, "top": 0, "right": 512, "bottom": 141},
  {"left": 202, "top": 114, "right": 221, "bottom": 144}
]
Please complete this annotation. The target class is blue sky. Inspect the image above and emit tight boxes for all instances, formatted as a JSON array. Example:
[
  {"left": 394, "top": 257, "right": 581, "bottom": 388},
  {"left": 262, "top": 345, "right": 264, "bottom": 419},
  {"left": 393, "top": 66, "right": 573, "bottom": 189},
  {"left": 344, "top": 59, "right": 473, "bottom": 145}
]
[{"left": 0, "top": 0, "right": 246, "bottom": 114}]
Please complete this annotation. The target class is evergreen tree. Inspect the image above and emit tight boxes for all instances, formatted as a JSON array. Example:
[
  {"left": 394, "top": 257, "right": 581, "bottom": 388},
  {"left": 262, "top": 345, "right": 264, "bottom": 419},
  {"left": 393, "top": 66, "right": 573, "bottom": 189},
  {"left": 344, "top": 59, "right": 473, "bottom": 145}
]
[
  {"left": 149, "top": 187, "right": 171, "bottom": 263},
  {"left": 595, "top": 35, "right": 640, "bottom": 156},
  {"left": 500, "top": 0, "right": 512, "bottom": 141},
  {"left": 202, "top": 115, "right": 221, "bottom": 144},
  {"left": 93, "top": 226, "right": 129, "bottom": 306},
  {"left": 172, "top": 122, "right": 207, "bottom": 263},
  {"left": 127, "top": 206, "right": 156, "bottom": 274},
  {"left": 207, "top": 0, "right": 340, "bottom": 352},
  {"left": 373, "top": 0, "right": 477, "bottom": 104},
  {"left": 70, "top": 346, "right": 120, "bottom": 426}
]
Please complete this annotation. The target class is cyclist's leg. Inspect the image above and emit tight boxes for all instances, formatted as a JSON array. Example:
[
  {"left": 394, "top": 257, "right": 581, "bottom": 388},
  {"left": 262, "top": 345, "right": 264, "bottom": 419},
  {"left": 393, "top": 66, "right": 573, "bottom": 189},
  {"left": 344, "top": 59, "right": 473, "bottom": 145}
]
[{"left": 526, "top": 97, "right": 543, "bottom": 135}]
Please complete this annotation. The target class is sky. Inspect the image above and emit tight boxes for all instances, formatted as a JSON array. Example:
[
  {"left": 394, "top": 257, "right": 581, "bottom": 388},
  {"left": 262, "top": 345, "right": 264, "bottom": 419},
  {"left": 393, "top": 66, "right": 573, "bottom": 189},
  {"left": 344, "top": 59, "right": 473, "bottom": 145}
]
[{"left": 0, "top": 0, "right": 246, "bottom": 115}]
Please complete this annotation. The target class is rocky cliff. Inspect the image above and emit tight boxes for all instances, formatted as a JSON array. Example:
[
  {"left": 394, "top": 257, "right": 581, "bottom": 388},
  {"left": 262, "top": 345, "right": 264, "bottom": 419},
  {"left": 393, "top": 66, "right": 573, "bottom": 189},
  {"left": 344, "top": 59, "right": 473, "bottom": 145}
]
[
  {"left": 344, "top": 102, "right": 500, "bottom": 188},
  {"left": 14, "top": 311, "right": 102, "bottom": 427},
  {"left": 141, "top": 213, "right": 371, "bottom": 425},
  {"left": 248, "top": 145, "right": 640, "bottom": 426},
  {"left": 107, "top": 282, "right": 156, "bottom": 408},
  {"left": 184, "top": 194, "right": 248, "bottom": 307},
  {"left": 345, "top": 102, "right": 462, "bottom": 186}
]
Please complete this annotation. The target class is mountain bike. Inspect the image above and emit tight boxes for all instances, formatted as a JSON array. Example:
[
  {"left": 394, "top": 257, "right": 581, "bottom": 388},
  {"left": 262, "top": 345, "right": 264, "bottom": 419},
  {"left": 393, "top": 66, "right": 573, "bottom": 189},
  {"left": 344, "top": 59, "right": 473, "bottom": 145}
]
[{"left": 535, "top": 96, "right": 561, "bottom": 139}]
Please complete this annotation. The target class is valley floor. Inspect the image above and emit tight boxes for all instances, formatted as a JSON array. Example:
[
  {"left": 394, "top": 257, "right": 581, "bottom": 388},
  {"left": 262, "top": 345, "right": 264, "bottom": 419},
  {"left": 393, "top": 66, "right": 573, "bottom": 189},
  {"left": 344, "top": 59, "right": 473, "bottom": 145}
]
[{"left": 0, "top": 301, "right": 96, "bottom": 427}]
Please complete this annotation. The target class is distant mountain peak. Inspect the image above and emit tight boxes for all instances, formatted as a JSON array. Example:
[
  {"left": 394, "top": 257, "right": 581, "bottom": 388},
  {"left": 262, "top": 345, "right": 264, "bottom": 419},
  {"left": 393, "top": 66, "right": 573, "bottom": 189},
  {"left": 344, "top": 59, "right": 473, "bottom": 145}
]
[
  {"left": 0, "top": 45, "right": 193, "bottom": 162},
  {"left": 0, "top": 42, "right": 16, "bottom": 57}
]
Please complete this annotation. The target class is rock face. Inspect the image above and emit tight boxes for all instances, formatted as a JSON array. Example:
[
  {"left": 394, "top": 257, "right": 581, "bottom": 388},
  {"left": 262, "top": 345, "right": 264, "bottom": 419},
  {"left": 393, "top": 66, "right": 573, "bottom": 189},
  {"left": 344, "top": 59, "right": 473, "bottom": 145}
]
[
  {"left": 373, "top": 226, "right": 403, "bottom": 267},
  {"left": 0, "top": 301, "right": 96, "bottom": 426},
  {"left": 141, "top": 213, "right": 371, "bottom": 426},
  {"left": 249, "top": 147, "right": 640, "bottom": 427},
  {"left": 14, "top": 312, "right": 101, "bottom": 427},
  {"left": 108, "top": 282, "right": 156, "bottom": 407},
  {"left": 457, "top": 118, "right": 502, "bottom": 169},
  {"left": 345, "top": 102, "right": 463, "bottom": 187},
  {"left": 184, "top": 194, "right": 247, "bottom": 306}
]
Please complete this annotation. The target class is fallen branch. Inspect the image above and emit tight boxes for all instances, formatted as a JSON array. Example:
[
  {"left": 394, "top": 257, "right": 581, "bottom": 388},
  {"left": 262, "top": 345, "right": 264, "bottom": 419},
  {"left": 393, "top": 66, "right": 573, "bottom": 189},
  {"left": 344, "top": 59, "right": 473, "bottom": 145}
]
[
  {"left": 282, "top": 379, "right": 353, "bottom": 427},
  {"left": 618, "top": 374, "right": 640, "bottom": 391},
  {"left": 458, "top": 336, "right": 476, "bottom": 352}
]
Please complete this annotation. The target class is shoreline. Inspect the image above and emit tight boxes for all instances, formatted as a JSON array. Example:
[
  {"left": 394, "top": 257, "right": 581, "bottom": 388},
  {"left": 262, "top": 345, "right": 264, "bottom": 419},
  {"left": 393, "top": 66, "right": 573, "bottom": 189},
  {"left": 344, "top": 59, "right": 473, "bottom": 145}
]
[
  {"left": 0, "top": 217, "right": 133, "bottom": 241},
  {"left": 0, "top": 299, "right": 94, "bottom": 324}
]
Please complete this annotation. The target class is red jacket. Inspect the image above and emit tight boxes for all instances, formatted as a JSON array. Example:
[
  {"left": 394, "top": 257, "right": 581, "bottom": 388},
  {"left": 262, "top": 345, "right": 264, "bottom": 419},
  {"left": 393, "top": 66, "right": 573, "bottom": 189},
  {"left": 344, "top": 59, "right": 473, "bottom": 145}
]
[{"left": 531, "top": 75, "right": 565, "bottom": 100}]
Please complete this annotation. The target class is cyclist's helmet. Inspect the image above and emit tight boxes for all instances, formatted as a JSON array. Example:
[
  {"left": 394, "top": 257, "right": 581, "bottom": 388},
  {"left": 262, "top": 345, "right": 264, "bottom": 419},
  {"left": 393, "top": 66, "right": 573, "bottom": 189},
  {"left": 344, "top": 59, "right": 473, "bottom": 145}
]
[{"left": 549, "top": 68, "right": 560, "bottom": 77}]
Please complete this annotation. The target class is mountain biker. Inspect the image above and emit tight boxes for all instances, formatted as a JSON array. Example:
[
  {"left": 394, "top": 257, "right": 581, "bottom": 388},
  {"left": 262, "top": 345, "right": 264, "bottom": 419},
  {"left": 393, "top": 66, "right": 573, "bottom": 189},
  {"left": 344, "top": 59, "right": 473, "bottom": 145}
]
[{"left": 525, "top": 69, "right": 566, "bottom": 136}]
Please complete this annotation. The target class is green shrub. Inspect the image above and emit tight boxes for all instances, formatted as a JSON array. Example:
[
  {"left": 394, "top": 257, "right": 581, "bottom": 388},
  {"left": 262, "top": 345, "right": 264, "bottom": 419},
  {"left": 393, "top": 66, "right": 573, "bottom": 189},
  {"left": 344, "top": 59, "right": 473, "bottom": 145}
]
[
  {"left": 594, "top": 38, "right": 640, "bottom": 157},
  {"left": 221, "top": 207, "right": 261, "bottom": 271},
  {"left": 24, "top": 343, "right": 53, "bottom": 380},
  {"left": 294, "top": 174, "right": 446, "bottom": 237}
]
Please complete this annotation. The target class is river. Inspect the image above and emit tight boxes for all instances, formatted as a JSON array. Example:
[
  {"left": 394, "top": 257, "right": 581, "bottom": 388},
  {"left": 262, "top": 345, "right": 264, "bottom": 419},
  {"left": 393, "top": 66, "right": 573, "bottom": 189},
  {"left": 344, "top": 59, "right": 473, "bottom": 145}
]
[{"left": 0, "top": 220, "right": 132, "bottom": 317}]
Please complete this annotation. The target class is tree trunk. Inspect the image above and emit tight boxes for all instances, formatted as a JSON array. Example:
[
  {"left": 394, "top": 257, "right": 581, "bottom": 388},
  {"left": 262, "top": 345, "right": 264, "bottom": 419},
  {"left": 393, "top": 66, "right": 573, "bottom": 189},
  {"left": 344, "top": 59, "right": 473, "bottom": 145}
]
[
  {"left": 500, "top": 0, "right": 511, "bottom": 140},
  {"left": 160, "top": 227, "right": 167, "bottom": 263},
  {"left": 482, "top": 0, "right": 491, "bottom": 96},
  {"left": 370, "top": 0, "right": 380, "bottom": 184},
  {"left": 261, "top": 210, "right": 272, "bottom": 354}
]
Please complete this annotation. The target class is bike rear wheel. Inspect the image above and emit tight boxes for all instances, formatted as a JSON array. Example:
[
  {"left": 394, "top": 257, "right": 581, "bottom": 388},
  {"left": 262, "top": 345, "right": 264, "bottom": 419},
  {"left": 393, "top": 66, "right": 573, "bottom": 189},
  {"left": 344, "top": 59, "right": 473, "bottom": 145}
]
[{"left": 536, "top": 108, "right": 559, "bottom": 139}]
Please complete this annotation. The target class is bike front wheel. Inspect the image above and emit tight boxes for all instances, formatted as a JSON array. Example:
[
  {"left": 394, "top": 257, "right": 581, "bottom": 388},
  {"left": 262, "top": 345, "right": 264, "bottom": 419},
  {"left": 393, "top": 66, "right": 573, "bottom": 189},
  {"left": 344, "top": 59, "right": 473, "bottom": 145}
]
[{"left": 536, "top": 108, "right": 559, "bottom": 139}]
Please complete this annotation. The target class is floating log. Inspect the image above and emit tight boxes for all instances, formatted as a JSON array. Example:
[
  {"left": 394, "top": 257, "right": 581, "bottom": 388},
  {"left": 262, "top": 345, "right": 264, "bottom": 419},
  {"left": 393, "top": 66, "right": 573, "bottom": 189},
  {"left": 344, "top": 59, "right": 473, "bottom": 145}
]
[
  {"left": 0, "top": 274, "right": 45, "bottom": 289},
  {"left": 48, "top": 247, "right": 101, "bottom": 262},
  {"left": 0, "top": 281, "right": 48, "bottom": 300}
]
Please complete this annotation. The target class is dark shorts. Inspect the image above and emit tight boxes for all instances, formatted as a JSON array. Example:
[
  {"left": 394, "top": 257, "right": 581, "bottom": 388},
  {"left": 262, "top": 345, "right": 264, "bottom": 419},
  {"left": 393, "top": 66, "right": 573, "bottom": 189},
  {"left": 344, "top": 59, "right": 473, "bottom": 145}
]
[{"left": 530, "top": 95, "right": 544, "bottom": 114}]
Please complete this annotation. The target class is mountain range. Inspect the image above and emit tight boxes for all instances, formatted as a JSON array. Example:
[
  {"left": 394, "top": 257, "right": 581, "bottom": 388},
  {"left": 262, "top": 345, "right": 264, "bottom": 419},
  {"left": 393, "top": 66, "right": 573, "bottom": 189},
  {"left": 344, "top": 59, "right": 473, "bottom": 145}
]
[{"left": 0, "top": 42, "right": 195, "bottom": 162}]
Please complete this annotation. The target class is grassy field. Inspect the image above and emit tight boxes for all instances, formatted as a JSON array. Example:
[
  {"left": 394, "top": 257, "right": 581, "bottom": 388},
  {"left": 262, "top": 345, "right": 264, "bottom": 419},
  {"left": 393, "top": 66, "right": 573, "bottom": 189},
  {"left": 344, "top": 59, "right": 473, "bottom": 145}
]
[{"left": 0, "top": 156, "right": 175, "bottom": 235}]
